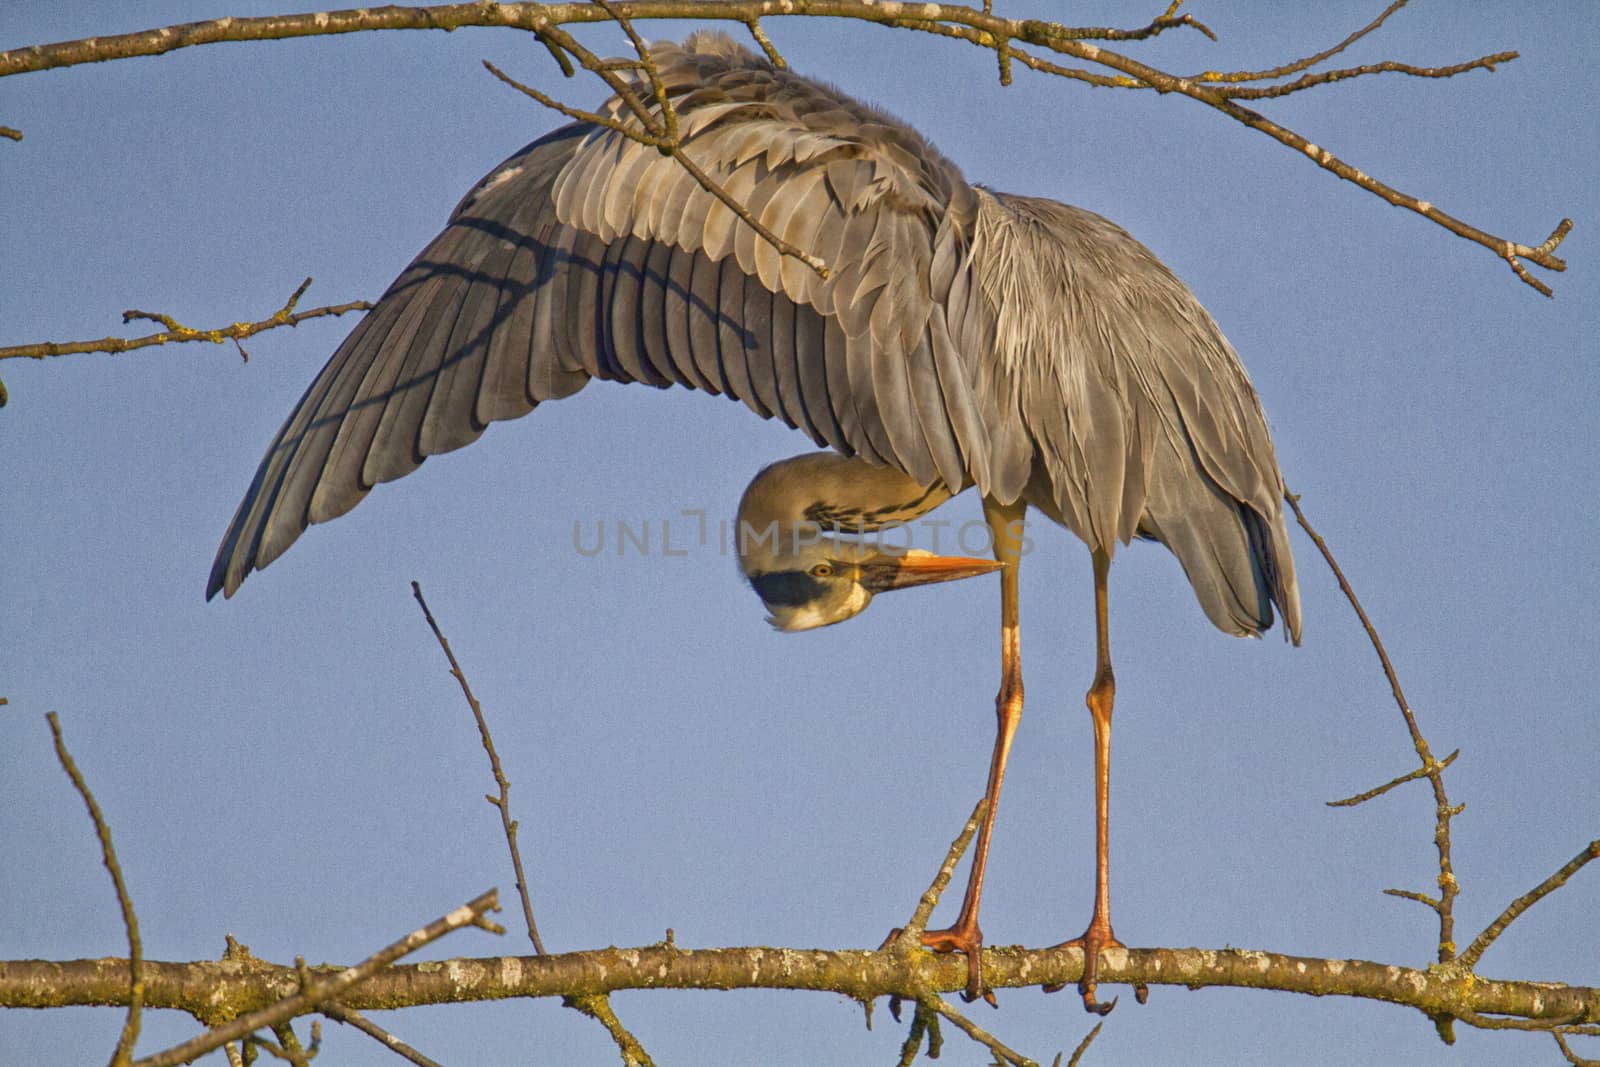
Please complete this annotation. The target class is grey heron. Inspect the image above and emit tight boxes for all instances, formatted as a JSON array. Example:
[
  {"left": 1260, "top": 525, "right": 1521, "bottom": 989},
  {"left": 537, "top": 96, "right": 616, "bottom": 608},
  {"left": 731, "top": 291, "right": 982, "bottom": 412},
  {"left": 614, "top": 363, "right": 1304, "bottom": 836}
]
[{"left": 209, "top": 32, "right": 1301, "bottom": 1012}]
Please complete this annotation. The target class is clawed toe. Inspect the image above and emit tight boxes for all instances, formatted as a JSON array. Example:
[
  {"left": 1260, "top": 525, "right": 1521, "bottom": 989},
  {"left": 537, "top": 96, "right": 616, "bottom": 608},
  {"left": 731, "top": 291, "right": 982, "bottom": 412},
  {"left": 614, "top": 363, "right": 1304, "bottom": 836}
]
[
  {"left": 1044, "top": 922, "right": 1142, "bottom": 1015},
  {"left": 881, "top": 922, "right": 993, "bottom": 1004}
]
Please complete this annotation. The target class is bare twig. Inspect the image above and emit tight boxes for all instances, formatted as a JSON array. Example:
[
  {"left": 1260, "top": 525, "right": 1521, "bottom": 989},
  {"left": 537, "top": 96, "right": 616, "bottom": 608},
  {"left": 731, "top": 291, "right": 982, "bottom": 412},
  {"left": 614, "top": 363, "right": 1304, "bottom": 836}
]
[
  {"left": 1065, "top": 1020, "right": 1104, "bottom": 1067},
  {"left": 927, "top": 994, "right": 1038, "bottom": 1066},
  {"left": 482, "top": 58, "right": 639, "bottom": 138},
  {"left": 131, "top": 889, "right": 500, "bottom": 1067},
  {"left": 1, "top": 125, "right": 21, "bottom": 140},
  {"left": 893, "top": 7, "right": 1564, "bottom": 293},
  {"left": 898, "top": 796, "right": 988, "bottom": 945},
  {"left": 411, "top": 581, "right": 545, "bottom": 954},
  {"left": 592, "top": 0, "right": 666, "bottom": 124},
  {"left": 1195, "top": 0, "right": 1409, "bottom": 83},
  {"left": 883, "top": 16, "right": 1148, "bottom": 89},
  {"left": 411, "top": 581, "right": 656, "bottom": 1066},
  {"left": 1383, "top": 888, "right": 1441, "bottom": 910},
  {"left": 1285, "top": 490, "right": 1461, "bottom": 967},
  {"left": 1328, "top": 749, "right": 1459, "bottom": 807},
  {"left": 0, "top": 277, "right": 371, "bottom": 362},
  {"left": 1555, "top": 1030, "right": 1600, "bottom": 1066},
  {"left": 254, "top": 1020, "right": 317, "bottom": 1066},
  {"left": 1214, "top": 52, "right": 1518, "bottom": 100},
  {"left": 321, "top": 1004, "right": 443, "bottom": 1067},
  {"left": 666, "top": 145, "right": 829, "bottom": 277},
  {"left": 741, "top": 17, "right": 785, "bottom": 68},
  {"left": 483, "top": 45, "right": 829, "bottom": 279},
  {"left": 1456, "top": 1012, "right": 1597, "bottom": 1034},
  {"left": 563, "top": 993, "right": 659, "bottom": 1067},
  {"left": 1459, "top": 838, "right": 1600, "bottom": 970},
  {"left": 1063, "top": 6, "right": 1216, "bottom": 44},
  {"left": 47, "top": 711, "right": 143, "bottom": 1066},
  {"left": 894, "top": 997, "right": 940, "bottom": 1065}
]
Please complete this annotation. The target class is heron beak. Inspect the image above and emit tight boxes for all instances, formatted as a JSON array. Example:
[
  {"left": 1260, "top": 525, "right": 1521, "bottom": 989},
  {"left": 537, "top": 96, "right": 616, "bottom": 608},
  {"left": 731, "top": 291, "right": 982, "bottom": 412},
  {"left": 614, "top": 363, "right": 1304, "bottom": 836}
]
[{"left": 858, "top": 550, "right": 1003, "bottom": 594}]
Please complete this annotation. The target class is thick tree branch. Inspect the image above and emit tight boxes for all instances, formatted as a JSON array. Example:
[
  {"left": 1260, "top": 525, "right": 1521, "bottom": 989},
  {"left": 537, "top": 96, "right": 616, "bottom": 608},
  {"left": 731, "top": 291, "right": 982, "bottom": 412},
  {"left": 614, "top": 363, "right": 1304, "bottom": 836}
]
[
  {"left": 0, "top": 2, "right": 1570, "bottom": 295},
  {"left": 5, "top": 944, "right": 1596, "bottom": 1028}
]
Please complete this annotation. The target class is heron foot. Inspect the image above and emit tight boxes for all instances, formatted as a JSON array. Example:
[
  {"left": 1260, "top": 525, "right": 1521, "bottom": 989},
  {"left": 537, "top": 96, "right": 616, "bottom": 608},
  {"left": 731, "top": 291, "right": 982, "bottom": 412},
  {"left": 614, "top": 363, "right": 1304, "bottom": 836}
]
[
  {"left": 1042, "top": 920, "right": 1147, "bottom": 1014},
  {"left": 880, "top": 921, "right": 997, "bottom": 1006}
]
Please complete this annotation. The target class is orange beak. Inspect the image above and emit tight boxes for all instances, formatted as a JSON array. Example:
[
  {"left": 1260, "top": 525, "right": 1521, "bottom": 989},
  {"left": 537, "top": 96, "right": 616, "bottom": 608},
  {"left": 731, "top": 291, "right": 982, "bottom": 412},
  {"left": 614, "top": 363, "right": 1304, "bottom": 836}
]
[{"left": 858, "top": 551, "right": 1004, "bottom": 594}]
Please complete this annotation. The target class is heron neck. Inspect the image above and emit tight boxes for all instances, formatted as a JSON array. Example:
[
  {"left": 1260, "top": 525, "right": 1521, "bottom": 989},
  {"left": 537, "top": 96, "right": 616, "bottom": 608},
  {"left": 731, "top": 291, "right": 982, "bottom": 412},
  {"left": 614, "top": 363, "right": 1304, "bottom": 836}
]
[{"left": 734, "top": 452, "right": 953, "bottom": 572}]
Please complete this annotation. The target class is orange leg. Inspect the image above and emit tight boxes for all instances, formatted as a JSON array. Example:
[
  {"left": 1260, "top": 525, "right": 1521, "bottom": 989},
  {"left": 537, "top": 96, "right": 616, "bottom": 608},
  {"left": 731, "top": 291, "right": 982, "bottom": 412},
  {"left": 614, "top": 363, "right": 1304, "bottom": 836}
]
[
  {"left": 1045, "top": 547, "right": 1146, "bottom": 1013},
  {"left": 911, "top": 498, "right": 1027, "bottom": 1002}
]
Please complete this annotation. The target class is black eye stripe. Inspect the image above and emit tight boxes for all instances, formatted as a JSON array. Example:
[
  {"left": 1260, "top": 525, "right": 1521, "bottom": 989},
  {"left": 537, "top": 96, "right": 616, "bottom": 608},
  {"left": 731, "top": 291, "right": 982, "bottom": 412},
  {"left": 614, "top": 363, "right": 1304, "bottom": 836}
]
[{"left": 749, "top": 570, "right": 827, "bottom": 607}]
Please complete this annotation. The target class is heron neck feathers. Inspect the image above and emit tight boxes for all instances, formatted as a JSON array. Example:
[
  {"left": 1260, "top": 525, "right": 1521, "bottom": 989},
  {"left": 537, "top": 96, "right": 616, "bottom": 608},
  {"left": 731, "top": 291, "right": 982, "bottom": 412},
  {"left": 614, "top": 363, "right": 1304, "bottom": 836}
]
[{"left": 735, "top": 453, "right": 952, "bottom": 575}]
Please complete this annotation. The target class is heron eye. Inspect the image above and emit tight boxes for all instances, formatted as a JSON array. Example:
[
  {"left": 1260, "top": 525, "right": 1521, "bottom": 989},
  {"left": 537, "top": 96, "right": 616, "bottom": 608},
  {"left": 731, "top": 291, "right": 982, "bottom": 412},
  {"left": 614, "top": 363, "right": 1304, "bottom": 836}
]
[{"left": 810, "top": 563, "right": 834, "bottom": 578}]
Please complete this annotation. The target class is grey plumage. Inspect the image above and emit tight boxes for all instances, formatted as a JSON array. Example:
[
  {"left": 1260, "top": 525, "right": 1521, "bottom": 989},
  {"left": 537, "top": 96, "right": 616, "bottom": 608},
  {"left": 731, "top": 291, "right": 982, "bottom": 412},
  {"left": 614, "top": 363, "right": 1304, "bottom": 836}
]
[{"left": 208, "top": 31, "right": 1300, "bottom": 646}]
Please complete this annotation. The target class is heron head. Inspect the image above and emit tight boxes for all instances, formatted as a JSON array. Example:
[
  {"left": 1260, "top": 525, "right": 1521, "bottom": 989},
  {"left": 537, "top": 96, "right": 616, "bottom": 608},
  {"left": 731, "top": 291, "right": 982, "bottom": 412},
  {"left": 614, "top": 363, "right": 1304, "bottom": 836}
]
[{"left": 745, "top": 542, "right": 1001, "bottom": 632}]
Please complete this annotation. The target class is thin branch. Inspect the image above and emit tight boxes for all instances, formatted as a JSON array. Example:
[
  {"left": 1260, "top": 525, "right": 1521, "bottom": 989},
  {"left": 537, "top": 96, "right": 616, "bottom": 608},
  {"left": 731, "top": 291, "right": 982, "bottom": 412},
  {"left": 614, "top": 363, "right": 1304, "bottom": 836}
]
[
  {"left": 538, "top": 17, "right": 660, "bottom": 129},
  {"left": 1065, "top": 1020, "right": 1104, "bottom": 1067},
  {"left": 741, "top": 17, "right": 785, "bottom": 68},
  {"left": 926, "top": 995, "right": 1038, "bottom": 1067},
  {"left": 1457, "top": 1012, "right": 1598, "bottom": 1034},
  {"left": 1459, "top": 838, "right": 1600, "bottom": 970},
  {"left": 1328, "top": 748, "right": 1459, "bottom": 807},
  {"left": 563, "top": 993, "right": 659, "bottom": 1067},
  {"left": 320, "top": 1004, "right": 442, "bottom": 1067},
  {"left": 1062, "top": 8, "right": 1216, "bottom": 44},
  {"left": 1, "top": 125, "right": 21, "bottom": 140},
  {"left": 1556, "top": 1030, "right": 1600, "bottom": 1067},
  {"left": 1285, "top": 490, "right": 1461, "bottom": 964},
  {"left": 482, "top": 58, "right": 644, "bottom": 140},
  {"left": 0, "top": 2, "right": 1567, "bottom": 294},
  {"left": 1213, "top": 52, "right": 1519, "bottom": 101},
  {"left": 895, "top": 8, "right": 1565, "bottom": 294},
  {"left": 0, "top": 277, "right": 371, "bottom": 362},
  {"left": 591, "top": 0, "right": 670, "bottom": 140},
  {"left": 898, "top": 796, "right": 988, "bottom": 945},
  {"left": 1383, "top": 887, "right": 1441, "bottom": 911},
  {"left": 47, "top": 712, "right": 143, "bottom": 1067},
  {"left": 999, "top": 29, "right": 1567, "bottom": 295},
  {"left": 411, "top": 581, "right": 655, "bottom": 1066},
  {"left": 484, "top": 44, "right": 829, "bottom": 279},
  {"left": 883, "top": 17, "right": 1143, "bottom": 89},
  {"left": 669, "top": 145, "right": 829, "bottom": 277},
  {"left": 130, "top": 889, "right": 501, "bottom": 1067},
  {"left": 894, "top": 998, "right": 940, "bottom": 1066},
  {"left": 1194, "top": 0, "right": 1410, "bottom": 83},
  {"left": 411, "top": 581, "right": 545, "bottom": 955}
]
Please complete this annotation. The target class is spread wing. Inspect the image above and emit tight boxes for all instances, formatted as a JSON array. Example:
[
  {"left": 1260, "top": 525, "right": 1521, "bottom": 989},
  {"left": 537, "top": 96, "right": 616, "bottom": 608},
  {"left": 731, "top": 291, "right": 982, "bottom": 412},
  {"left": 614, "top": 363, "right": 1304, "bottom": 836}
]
[{"left": 208, "top": 32, "right": 999, "bottom": 598}]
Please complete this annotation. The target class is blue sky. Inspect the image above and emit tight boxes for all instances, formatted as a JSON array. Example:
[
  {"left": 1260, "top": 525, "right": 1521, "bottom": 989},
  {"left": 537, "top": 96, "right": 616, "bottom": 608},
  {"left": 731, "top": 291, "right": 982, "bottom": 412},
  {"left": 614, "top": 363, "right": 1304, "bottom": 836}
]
[{"left": 2, "top": 3, "right": 1596, "bottom": 1064}]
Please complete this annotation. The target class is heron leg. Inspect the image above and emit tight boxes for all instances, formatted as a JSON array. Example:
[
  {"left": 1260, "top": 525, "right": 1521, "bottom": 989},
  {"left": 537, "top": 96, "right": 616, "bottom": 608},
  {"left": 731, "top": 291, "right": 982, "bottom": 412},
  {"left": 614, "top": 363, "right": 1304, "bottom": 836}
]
[
  {"left": 1044, "top": 547, "right": 1147, "bottom": 1014},
  {"left": 904, "top": 497, "right": 1027, "bottom": 1003}
]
